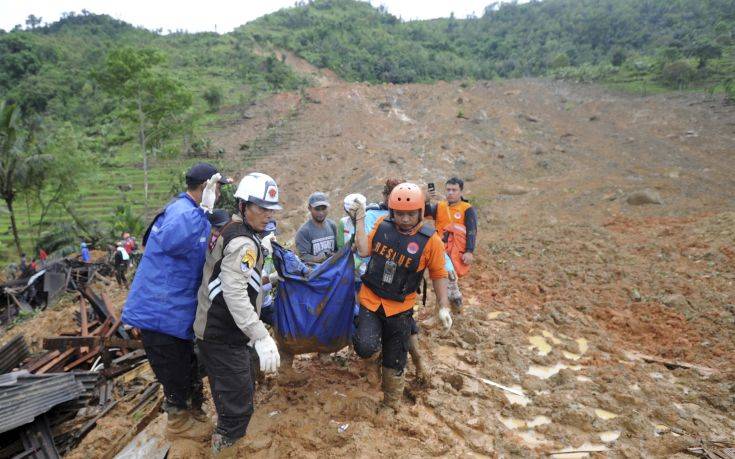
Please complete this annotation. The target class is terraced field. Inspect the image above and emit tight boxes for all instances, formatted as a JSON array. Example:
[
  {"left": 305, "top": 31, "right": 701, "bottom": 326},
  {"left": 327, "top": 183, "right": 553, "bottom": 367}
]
[{"left": 0, "top": 160, "right": 186, "bottom": 260}]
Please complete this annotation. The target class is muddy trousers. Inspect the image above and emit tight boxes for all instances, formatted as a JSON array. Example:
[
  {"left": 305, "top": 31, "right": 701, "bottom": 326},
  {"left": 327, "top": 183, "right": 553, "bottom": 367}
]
[
  {"left": 198, "top": 339, "right": 259, "bottom": 441},
  {"left": 140, "top": 329, "right": 204, "bottom": 411},
  {"left": 353, "top": 305, "right": 413, "bottom": 372},
  {"left": 114, "top": 266, "right": 127, "bottom": 286}
]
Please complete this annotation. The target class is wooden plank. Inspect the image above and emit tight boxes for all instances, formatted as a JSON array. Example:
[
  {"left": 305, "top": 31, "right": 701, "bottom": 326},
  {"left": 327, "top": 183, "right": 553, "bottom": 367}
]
[
  {"left": 100, "top": 292, "right": 118, "bottom": 321},
  {"left": 92, "top": 317, "right": 113, "bottom": 337},
  {"left": 42, "top": 336, "right": 144, "bottom": 351},
  {"left": 24, "top": 350, "right": 60, "bottom": 373},
  {"left": 36, "top": 348, "right": 75, "bottom": 374},
  {"left": 80, "top": 297, "right": 89, "bottom": 353},
  {"left": 104, "top": 314, "right": 123, "bottom": 338},
  {"left": 63, "top": 348, "right": 100, "bottom": 372}
]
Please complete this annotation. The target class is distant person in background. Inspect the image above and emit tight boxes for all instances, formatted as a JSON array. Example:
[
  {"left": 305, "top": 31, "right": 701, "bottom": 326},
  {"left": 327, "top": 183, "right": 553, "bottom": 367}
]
[
  {"left": 295, "top": 192, "right": 337, "bottom": 264},
  {"left": 38, "top": 248, "right": 48, "bottom": 267},
  {"left": 114, "top": 241, "right": 130, "bottom": 288},
  {"left": 80, "top": 242, "right": 91, "bottom": 263},
  {"left": 18, "top": 253, "right": 29, "bottom": 278}
]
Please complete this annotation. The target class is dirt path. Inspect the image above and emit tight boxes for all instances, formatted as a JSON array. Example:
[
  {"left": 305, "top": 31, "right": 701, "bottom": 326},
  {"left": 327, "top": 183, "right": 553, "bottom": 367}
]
[{"left": 54, "top": 78, "right": 735, "bottom": 456}]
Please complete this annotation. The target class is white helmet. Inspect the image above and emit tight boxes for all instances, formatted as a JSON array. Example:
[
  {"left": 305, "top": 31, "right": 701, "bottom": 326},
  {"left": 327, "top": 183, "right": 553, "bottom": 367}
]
[
  {"left": 234, "top": 172, "right": 282, "bottom": 210},
  {"left": 343, "top": 193, "right": 367, "bottom": 213}
]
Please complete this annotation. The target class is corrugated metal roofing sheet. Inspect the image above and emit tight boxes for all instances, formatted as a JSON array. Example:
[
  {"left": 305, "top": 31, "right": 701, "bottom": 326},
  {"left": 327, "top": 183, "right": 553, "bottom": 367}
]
[
  {"left": 0, "top": 335, "right": 30, "bottom": 374},
  {"left": 0, "top": 371, "right": 84, "bottom": 434}
]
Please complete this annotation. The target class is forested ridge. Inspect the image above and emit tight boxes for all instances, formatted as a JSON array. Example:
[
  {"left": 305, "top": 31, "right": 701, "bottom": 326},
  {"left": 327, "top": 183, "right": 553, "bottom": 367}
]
[{"left": 0, "top": 0, "right": 733, "bottom": 261}]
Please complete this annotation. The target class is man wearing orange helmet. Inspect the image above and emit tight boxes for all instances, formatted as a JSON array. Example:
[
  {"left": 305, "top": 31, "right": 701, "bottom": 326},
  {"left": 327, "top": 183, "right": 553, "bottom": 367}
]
[{"left": 349, "top": 182, "right": 453, "bottom": 413}]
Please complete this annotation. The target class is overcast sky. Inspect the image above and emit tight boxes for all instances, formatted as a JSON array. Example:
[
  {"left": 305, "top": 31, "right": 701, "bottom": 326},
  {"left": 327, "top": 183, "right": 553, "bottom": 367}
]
[{"left": 1, "top": 1, "right": 518, "bottom": 33}]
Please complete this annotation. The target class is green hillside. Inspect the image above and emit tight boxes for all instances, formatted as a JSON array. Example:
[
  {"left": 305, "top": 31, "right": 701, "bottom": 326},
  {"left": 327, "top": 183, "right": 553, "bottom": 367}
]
[
  {"left": 240, "top": 0, "right": 735, "bottom": 88},
  {"left": 1, "top": 0, "right": 734, "bottom": 261}
]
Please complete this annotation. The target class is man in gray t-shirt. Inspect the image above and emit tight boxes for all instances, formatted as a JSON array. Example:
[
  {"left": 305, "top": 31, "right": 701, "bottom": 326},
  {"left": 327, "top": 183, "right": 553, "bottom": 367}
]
[{"left": 295, "top": 192, "right": 337, "bottom": 263}]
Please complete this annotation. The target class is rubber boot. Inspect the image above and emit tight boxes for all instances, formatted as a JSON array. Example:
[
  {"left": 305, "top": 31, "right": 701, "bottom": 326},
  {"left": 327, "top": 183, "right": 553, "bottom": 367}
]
[
  {"left": 166, "top": 406, "right": 211, "bottom": 442},
  {"left": 407, "top": 334, "right": 427, "bottom": 381},
  {"left": 447, "top": 271, "right": 463, "bottom": 314},
  {"left": 365, "top": 353, "right": 382, "bottom": 386},
  {"left": 211, "top": 432, "right": 239, "bottom": 459},
  {"left": 381, "top": 367, "right": 405, "bottom": 413}
]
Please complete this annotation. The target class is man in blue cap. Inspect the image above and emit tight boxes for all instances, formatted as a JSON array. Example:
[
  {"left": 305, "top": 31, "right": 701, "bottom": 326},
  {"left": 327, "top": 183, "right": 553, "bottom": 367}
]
[{"left": 122, "top": 162, "right": 231, "bottom": 442}]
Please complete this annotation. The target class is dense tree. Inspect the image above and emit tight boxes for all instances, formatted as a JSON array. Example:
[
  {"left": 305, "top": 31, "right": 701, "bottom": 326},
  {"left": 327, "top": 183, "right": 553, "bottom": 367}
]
[{"left": 97, "top": 47, "right": 192, "bottom": 205}]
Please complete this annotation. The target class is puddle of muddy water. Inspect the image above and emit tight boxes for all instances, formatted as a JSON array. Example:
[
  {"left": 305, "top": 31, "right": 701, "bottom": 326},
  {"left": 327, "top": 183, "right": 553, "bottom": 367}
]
[
  {"left": 599, "top": 430, "right": 621, "bottom": 442},
  {"left": 527, "top": 362, "right": 582, "bottom": 379},
  {"left": 504, "top": 385, "right": 532, "bottom": 406},
  {"left": 576, "top": 338, "right": 589, "bottom": 354},
  {"left": 594, "top": 408, "right": 619, "bottom": 420},
  {"left": 528, "top": 335, "right": 552, "bottom": 356}
]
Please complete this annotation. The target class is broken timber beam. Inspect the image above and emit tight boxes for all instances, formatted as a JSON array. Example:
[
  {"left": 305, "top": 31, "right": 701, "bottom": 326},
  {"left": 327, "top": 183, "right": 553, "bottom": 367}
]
[{"left": 42, "top": 336, "right": 143, "bottom": 351}]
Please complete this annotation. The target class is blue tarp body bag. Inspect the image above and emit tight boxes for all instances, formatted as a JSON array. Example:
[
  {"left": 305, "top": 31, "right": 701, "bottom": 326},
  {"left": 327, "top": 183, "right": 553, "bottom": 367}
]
[{"left": 271, "top": 242, "right": 356, "bottom": 354}]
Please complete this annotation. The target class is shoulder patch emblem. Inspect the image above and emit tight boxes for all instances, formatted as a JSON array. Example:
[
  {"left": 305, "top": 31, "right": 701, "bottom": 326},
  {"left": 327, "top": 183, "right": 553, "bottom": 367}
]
[{"left": 241, "top": 248, "right": 257, "bottom": 272}]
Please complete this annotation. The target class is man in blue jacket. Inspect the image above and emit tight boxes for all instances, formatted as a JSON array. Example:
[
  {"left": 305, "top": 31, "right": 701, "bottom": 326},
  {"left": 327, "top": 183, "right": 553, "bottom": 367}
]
[{"left": 122, "top": 162, "right": 229, "bottom": 442}]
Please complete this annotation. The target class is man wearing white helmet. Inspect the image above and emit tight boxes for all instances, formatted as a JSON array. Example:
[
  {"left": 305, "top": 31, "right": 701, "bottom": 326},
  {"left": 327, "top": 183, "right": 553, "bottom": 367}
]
[{"left": 194, "top": 172, "right": 282, "bottom": 457}]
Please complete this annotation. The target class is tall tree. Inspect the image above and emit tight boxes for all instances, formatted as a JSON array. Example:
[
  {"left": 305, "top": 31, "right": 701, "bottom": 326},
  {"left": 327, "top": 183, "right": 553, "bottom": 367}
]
[
  {"left": 25, "top": 15, "right": 43, "bottom": 29},
  {"left": 25, "top": 122, "right": 90, "bottom": 239},
  {"left": 0, "top": 102, "right": 50, "bottom": 257},
  {"left": 97, "top": 47, "right": 192, "bottom": 206}
]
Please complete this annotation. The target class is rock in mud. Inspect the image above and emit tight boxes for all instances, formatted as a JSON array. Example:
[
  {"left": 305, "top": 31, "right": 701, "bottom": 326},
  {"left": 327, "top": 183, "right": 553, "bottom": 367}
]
[
  {"left": 626, "top": 189, "right": 662, "bottom": 205},
  {"left": 460, "top": 377, "right": 482, "bottom": 397},
  {"left": 442, "top": 373, "right": 464, "bottom": 391},
  {"left": 499, "top": 185, "right": 530, "bottom": 196}
]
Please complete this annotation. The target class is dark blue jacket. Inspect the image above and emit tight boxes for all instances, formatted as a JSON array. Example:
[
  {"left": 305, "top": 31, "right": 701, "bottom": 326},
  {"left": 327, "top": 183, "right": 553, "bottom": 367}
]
[{"left": 122, "top": 193, "right": 210, "bottom": 339}]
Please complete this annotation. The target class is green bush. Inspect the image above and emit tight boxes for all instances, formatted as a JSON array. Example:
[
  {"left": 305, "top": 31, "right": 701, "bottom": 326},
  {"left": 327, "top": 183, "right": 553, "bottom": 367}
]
[
  {"left": 660, "top": 60, "right": 697, "bottom": 89},
  {"left": 203, "top": 86, "right": 223, "bottom": 113}
]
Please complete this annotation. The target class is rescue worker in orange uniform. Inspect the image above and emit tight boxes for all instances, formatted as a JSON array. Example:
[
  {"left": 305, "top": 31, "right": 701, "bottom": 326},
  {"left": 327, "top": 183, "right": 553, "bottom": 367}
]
[
  {"left": 426, "top": 177, "right": 478, "bottom": 278},
  {"left": 350, "top": 182, "right": 453, "bottom": 412}
]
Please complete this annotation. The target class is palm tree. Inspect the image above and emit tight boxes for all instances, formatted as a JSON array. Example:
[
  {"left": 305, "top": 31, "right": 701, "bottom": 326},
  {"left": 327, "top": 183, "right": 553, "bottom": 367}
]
[{"left": 0, "top": 101, "right": 49, "bottom": 257}]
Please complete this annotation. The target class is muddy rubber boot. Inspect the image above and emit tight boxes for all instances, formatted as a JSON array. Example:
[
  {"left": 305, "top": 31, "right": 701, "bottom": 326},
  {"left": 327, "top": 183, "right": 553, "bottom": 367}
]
[
  {"left": 380, "top": 367, "right": 405, "bottom": 413},
  {"left": 166, "top": 407, "right": 211, "bottom": 442},
  {"left": 365, "top": 353, "right": 382, "bottom": 386},
  {"left": 189, "top": 407, "right": 209, "bottom": 423},
  {"left": 407, "top": 334, "right": 427, "bottom": 382},
  {"left": 447, "top": 271, "right": 463, "bottom": 314},
  {"left": 211, "top": 433, "right": 239, "bottom": 459}
]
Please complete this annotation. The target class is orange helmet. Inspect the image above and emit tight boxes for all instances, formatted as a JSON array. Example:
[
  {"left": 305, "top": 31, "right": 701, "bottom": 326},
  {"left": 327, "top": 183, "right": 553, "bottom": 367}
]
[{"left": 388, "top": 182, "right": 424, "bottom": 211}]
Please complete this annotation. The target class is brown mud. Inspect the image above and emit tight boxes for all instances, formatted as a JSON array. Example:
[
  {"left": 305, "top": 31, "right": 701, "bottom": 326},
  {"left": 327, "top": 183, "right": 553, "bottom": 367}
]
[{"left": 8, "top": 76, "right": 735, "bottom": 457}]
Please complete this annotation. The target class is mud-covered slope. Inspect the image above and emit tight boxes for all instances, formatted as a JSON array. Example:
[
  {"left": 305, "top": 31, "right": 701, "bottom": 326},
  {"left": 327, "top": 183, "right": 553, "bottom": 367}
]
[{"left": 58, "top": 78, "right": 735, "bottom": 457}]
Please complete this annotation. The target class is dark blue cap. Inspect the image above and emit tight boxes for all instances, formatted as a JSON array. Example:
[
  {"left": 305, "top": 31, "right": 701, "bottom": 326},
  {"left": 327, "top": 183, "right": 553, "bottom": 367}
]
[
  {"left": 210, "top": 209, "right": 231, "bottom": 228},
  {"left": 186, "top": 163, "right": 230, "bottom": 185}
]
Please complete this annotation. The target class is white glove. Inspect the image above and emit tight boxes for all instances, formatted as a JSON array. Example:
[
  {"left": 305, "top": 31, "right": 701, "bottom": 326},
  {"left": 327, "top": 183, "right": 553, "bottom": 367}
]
[
  {"left": 254, "top": 335, "right": 280, "bottom": 373},
  {"left": 200, "top": 173, "right": 221, "bottom": 213},
  {"left": 347, "top": 199, "right": 366, "bottom": 221},
  {"left": 438, "top": 307, "right": 453, "bottom": 331},
  {"left": 261, "top": 233, "right": 276, "bottom": 254}
]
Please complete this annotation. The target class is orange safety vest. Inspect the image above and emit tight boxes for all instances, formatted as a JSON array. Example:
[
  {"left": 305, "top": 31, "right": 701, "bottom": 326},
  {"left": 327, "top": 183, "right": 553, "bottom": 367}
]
[
  {"left": 434, "top": 200, "right": 472, "bottom": 237},
  {"left": 435, "top": 200, "right": 473, "bottom": 277}
]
